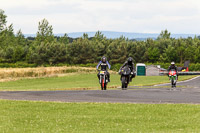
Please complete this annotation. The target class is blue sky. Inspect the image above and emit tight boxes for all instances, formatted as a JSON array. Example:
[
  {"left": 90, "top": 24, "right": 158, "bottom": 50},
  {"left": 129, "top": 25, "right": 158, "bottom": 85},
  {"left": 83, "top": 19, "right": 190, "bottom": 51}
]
[{"left": 1, "top": 0, "right": 200, "bottom": 34}]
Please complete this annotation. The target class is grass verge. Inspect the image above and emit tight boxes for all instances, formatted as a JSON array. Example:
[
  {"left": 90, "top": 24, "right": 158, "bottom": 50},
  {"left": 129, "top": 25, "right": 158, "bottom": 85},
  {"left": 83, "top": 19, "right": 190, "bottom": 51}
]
[
  {"left": 0, "top": 100, "right": 200, "bottom": 133},
  {"left": 0, "top": 66, "right": 97, "bottom": 80},
  {"left": 0, "top": 74, "right": 197, "bottom": 91}
]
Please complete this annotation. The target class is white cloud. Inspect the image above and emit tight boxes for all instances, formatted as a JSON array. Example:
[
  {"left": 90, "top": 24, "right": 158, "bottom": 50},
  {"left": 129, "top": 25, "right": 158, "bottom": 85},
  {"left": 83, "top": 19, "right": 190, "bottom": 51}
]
[{"left": 1, "top": 0, "right": 200, "bottom": 34}]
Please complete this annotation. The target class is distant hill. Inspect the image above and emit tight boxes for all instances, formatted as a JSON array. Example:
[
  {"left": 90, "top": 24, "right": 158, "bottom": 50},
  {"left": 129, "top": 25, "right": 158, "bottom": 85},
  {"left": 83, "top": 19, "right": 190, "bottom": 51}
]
[{"left": 24, "top": 31, "right": 199, "bottom": 40}]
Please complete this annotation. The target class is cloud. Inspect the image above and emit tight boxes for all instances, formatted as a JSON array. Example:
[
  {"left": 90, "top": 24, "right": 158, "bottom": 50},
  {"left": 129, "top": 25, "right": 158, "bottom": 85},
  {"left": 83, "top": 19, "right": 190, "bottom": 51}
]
[{"left": 1, "top": 0, "right": 200, "bottom": 34}]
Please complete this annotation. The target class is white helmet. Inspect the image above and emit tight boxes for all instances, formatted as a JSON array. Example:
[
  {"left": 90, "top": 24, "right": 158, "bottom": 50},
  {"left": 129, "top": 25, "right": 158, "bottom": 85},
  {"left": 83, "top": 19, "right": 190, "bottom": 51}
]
[{"left": 171, "top": 61, "right": 175, "bottom": 65}]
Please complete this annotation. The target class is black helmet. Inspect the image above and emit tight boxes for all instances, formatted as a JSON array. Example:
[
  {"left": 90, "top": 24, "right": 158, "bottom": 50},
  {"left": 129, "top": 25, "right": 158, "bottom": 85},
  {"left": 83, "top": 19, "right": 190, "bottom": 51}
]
[
  {"left": 127, "top": 57, "right": 133, "bottom": 63},
  {"left": 101, "top": 56, "right": 107, "bottom": 63}
]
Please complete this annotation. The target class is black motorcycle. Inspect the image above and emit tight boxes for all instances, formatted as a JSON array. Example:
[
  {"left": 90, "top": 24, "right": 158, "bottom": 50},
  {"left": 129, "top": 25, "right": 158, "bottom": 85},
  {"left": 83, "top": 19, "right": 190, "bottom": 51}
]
[{"left": 119, "top": 66, "right": 131, "bottom": 90}]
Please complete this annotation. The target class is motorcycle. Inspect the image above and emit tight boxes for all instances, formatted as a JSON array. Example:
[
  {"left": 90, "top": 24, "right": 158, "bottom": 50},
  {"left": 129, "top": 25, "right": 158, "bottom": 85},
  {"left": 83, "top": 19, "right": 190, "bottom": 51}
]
[
  {"left": 98, "top": 70, "right": 108, "bottom": 90},
  {"left": 119, "top": 66, "right": 132, "bottom": 90},
  {"left": 168, "top": 69, "right": 177, "bottom": 88}
]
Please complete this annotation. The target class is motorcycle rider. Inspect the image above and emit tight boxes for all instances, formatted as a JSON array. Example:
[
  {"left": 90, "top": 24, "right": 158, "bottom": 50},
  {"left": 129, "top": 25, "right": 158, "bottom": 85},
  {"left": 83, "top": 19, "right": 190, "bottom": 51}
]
[
  {"left": 168, "top": 61, "right": 178, "bottom": 80},
  {"left": 119, "top": 57, "right": 136, "bottom": 81},
  {"left": 96, "top": 56, "right": 111, "bottom": 82}
]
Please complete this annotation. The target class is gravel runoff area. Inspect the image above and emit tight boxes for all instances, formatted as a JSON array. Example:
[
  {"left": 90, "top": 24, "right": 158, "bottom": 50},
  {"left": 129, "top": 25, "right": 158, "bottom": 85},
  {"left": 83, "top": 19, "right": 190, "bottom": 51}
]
[{"left": 0, "top": 76, "right": 200, "bottom": 104}]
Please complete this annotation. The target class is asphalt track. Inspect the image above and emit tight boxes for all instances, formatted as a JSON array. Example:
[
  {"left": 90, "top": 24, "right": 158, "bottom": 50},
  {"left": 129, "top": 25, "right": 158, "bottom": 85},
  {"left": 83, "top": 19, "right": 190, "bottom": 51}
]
[{"left": 0, "top": 76, "right": 200, "bottom": 104}]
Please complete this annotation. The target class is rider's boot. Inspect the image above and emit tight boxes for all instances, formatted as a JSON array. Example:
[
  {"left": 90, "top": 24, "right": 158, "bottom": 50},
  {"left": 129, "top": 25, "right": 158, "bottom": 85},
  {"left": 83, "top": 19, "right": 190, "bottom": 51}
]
[
  {"left": 107, "top": 74, "right": 110, "bottom": 82},
  {"left": 130, "top": 75, "right": 134, "bottom": 82}
]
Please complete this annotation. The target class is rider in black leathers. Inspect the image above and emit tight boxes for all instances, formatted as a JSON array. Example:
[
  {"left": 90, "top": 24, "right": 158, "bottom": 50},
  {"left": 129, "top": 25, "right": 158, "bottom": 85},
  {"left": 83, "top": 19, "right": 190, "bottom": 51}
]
[
  {"left": 119, "top": 57, "right": 136, "bottom": 81},
  {"left": 96, "top": 56, "right": 111, "bottom": 82},
  {"left": 168, "top": 61, "right": 179, "bottom": 79}
]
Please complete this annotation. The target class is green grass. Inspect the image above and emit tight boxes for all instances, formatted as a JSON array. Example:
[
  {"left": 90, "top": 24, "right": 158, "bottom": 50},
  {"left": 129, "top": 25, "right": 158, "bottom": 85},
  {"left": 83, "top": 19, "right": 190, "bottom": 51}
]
[
  {"left": 0, "top": 100, "right": 200, "bottom": 133},
  {"left": 0, "top": 74, "right": 197, "bottom": 91},
  {"left": 131, "top": 75, "right": 197, "bottom": 86}
]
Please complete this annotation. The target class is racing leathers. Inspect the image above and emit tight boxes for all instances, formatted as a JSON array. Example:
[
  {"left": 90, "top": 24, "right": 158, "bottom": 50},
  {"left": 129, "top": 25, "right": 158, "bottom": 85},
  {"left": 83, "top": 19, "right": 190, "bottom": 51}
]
[{"left": 96, "top": 60, "right": 111, "bottom": 82}]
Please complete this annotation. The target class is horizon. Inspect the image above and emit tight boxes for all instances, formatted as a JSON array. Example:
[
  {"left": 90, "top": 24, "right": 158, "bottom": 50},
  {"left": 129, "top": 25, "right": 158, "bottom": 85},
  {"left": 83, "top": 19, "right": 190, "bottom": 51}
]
[
  {"left": 23, "top": 31, "right": 200, "bottom": 39},
  {"left": 24, "top": 30, "right": 200, "bottom": 35}
]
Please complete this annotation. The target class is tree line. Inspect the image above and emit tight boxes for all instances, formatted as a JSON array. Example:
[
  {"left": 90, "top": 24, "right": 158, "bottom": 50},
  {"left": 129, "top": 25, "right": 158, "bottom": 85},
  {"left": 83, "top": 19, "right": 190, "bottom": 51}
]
[{"left": 0, "top": 9, "right": 200, "bottom": 67}]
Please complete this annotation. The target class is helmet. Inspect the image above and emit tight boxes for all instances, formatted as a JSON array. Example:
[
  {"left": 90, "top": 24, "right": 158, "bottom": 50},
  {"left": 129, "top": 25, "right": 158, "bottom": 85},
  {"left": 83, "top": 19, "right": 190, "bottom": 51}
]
[
  {"left": 171, "top": 61, "right": 175, "bottom": 66},
  {"left": 127, "top": 57, "right": 133, "bottom": 64},
  {"left": 101, "top": 56, "right": 107, "bottom": 63}
]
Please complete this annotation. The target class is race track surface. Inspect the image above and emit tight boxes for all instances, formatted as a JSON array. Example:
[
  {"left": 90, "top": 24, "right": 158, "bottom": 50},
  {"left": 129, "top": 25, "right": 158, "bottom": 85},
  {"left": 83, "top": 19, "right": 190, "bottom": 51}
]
[{"left": 0, "top": 76, "right": 200, "bottom": 104}]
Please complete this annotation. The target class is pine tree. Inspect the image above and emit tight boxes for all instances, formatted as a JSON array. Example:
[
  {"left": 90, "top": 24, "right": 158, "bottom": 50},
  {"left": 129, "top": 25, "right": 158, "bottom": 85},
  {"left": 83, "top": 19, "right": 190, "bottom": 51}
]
[{"left": 35, "top": 19, "right": 54, "bottom": 44}]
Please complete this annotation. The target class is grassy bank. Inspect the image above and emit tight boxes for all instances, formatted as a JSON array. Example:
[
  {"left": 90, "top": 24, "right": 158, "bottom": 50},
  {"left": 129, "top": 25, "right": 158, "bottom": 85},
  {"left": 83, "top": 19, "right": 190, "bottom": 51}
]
[
  {"left": 0, "top": 66, "right": 97, "bottom": 80},
  {"left": 0, "top": 100, "right": 200, "bottom": 132},
  {"left": 0, "top": 74, "right": 197, "bottom": 91}
]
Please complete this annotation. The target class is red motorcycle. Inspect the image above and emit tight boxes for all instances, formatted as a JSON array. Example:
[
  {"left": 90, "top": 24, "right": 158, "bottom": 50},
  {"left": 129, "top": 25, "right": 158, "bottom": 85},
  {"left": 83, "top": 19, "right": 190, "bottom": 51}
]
[{"left": 168, "top": 70, "right": 177, "bottom": 88}]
